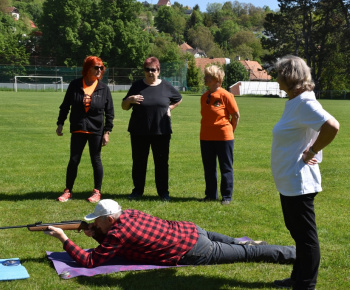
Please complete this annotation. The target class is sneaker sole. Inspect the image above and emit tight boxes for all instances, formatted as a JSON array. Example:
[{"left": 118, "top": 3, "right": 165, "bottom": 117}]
[{"left": 57, "top": 198, "right": 71, "bottom": 202}]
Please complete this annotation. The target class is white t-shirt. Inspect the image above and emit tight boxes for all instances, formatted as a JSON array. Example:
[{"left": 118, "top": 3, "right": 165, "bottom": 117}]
[{"left": 271, "top": 91, "right": 333, "bottom": 196}]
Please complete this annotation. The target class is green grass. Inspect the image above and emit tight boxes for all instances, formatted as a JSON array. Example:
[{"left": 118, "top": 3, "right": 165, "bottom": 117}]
[{"left": 0, "top": 91, "right": 349, "bottom": 289}]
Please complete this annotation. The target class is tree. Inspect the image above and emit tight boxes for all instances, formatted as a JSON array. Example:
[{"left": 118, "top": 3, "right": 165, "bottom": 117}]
[
  {"left": 223, "top": 60, "right": 249, "bottom": 89},
  {"left": 154, "top": 6, "right": 186, "bottom": 44},
  {"left": 262, "top": 0, "right": 350, "bottom": 90},
  {"left": 39, "top": 0, "right": 95, "bottom": 66},
  {"left": 186, "top": 54, "right": 202, "bottom": 89},
  {"left": 38, "top": 0, "right": 149, "bottom": 67}
]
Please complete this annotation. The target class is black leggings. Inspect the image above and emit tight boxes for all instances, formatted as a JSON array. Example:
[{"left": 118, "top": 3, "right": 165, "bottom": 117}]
[{"left": 66, "top": 133, "right": 103, "bottom": 191}]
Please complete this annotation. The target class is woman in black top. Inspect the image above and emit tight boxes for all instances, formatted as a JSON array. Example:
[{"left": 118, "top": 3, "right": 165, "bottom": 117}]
[
  {"left": 56, "top": 56, "right": 114, "bottom": 203},
  {"left": 122, "top": 57, "right": 182, "bottom": 201}
]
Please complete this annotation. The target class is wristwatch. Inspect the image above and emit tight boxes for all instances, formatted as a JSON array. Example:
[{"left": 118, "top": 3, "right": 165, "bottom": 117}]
[{"left": 309, "top": 146, "right": 318, "bottom": 155}]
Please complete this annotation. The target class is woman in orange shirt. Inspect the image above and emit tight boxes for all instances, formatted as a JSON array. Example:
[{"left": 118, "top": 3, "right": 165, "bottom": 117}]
[{"left": 200, "top": 65, "right": 240, "bottom": 205}]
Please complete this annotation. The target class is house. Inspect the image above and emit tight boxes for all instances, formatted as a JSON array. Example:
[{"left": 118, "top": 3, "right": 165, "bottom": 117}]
[
  {"left": 179, "top": 42, "right": 206, "bottom": 58},
  {"left": 238, "top": 59, "right": 272, "bottom": 81},
  {"left": 195, "top": 58, "right": 231, "bottom": 72},
  {"left": 229, "top": 81, "right": 286, "bottom": 97},
  {"left": 157, "top": 0, "right": 171, "bottom": 7},
  {"left": 7, "top": 7, "right": 20, "bottom": 20}
]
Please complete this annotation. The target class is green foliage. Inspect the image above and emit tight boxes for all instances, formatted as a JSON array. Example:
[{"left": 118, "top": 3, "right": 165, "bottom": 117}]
[
  {"left": 38, "top": 0, "right": 149, "bottom": 67},
  {"left": 224, "top": 60, "right": 249, "bottom": 89},
  {"left": 154, "top": 6, "right": 186, "bottom": 44},
  {"left": 186, "top": 54, "right": 203, "bottom": 89},
  {"left": 0, "top": 11, "right": 30, "bottom": 66},
  {"left": 263, "top": 0, "right": 350, "bottom": 90},
  {"left": 0, "top": 92, "right": 349, "bottom": 289}
]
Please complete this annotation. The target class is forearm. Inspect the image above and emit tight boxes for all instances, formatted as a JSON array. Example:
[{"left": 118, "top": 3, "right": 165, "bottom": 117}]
[
  {"left": 311, "top": 118, "right": 340, "bottom": 152},
  {"left": 231, "top": 112, "right": 240, "bottom": 132},
  {"left": 121, "top": 98, "right": 132, "bottom": 110},
  {"left": 169, "top": 99, "right": 182, "bottom": 111}
]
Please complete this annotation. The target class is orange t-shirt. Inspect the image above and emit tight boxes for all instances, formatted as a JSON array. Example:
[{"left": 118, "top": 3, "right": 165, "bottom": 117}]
[
  {"left": 200, "top": 87, "right": 239, "bottom": 141},
  {"left": 83, "top": 79, "right": 98, "bottom": 113}
]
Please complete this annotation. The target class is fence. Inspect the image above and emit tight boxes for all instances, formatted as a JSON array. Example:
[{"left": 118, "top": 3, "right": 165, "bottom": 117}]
[{"left": 0, "top": 62, "right": 188, "bottom": 92}]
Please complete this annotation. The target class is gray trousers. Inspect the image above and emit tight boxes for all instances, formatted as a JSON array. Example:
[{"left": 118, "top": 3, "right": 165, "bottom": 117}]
[{"left": 179, "top": 226, "right": 296, "bottom": 265}]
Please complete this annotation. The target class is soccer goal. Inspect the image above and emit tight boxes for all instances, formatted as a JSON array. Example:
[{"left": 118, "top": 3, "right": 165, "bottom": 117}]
[{"left": 14, "top": 76, "right": 63, "bottom": 92}]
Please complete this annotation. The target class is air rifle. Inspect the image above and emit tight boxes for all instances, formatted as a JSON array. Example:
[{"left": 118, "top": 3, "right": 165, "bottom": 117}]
[{"left": 0, "top": 220, "right": 89, "bottom": 232}]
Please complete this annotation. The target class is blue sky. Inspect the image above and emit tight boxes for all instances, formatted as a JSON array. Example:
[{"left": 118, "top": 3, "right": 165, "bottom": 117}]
[{"left": 143, "top": 1, "right": 280, "bottom": 12}]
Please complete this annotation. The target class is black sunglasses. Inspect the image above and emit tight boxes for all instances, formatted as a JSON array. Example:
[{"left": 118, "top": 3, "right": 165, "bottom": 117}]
[
  {"left": 1, "top": 260, "right": 20, "bottom": 266},
  {"left": 144, "top": 68, "right": 157, "bottom": 73},
  {"left": 93, "top": 66, "right": 104, "bottom": 71},
  {"left": 206, "top": 93, "right": 211, "bottom": 104}
]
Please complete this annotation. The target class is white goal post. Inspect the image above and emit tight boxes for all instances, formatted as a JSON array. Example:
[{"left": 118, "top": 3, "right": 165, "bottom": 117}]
[{"left": 14, "top": 76, "right": 63, "bottom": 92}]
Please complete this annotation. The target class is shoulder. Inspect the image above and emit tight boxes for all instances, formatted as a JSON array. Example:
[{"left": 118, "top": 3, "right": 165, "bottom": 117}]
[
  {"left": 96, "top": 80, "right": 109, "bottom": 89},
  {"left": 69, "top": 78, "right": 83, "bottom": 87},
  {"left": 218, "top": 88, "right": 233, "bottom": 98}
]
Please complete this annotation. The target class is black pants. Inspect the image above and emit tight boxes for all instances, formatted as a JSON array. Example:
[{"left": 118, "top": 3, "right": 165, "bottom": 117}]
[
  {"left": 66, "top": 133, "right": 103, "bottom": 191},
  {"left": 280, "top": 193, "right": 320, "bottom": 290},
  {"left": 131, "top": 134, "right": 170, "bottom": 197}
]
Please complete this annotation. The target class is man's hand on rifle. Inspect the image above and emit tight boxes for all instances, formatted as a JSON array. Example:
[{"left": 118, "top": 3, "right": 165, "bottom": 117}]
[
  {"left": 44, "top": 226, "right": 69, "bottom": 243},
  {"left": 83, "top": 223, "right": 96, "bottom": 237}
]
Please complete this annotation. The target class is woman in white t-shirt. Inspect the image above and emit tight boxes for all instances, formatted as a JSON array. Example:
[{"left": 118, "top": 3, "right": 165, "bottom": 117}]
[{"left": 271, "top": 55, "right": 339, "bottom": 290}]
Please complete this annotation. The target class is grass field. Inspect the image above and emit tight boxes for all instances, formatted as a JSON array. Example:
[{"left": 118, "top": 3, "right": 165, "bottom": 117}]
[{"left": 0, "top": 91, "right": 349, "bottom": 290}]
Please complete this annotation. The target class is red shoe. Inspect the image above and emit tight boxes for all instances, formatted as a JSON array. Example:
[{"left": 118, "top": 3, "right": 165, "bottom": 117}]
[
  {"left": 57, "top": 188, "right": 72, "bottom": 202},
  {"left": 87, "top": 189, "right": 101, "bottom": 203}
]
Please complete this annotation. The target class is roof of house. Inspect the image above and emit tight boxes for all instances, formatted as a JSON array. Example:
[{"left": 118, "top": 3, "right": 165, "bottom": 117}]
[
  {"left": 7, "top": 7, "right": 19, "bottom": 13},
  {"left": 195, "top": 58, "right": 228, "bottom": 72},
  {"left": 157, "top": 0, "right": 171, "bottom": 6},
  {"left": 179, "top": 42, "right": 193, "bottom": 51},
  {"left": 239, "top": 60, "right": 272, "bottom": 81}
]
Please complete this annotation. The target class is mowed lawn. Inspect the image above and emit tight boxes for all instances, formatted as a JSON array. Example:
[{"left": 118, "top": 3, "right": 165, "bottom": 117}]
[{"left": 0, "top": 90, "right": 349, "bottom": 290}]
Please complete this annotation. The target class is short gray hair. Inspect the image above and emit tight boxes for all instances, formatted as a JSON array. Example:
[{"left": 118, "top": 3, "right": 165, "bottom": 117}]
[{"left": 274, "top": 55, "right": 315, "bottom": 92}]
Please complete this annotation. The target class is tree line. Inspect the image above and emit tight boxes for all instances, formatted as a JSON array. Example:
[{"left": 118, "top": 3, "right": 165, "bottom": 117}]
[{"left": 0, "top": 0, "right": 349, "bottom": 91}]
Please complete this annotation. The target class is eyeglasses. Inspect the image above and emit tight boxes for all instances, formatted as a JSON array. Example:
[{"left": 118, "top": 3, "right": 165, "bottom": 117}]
[
  {"left": 1, "top": 260, "right": 20, "bottom": 266},
  {"left": 206, "top": 93, "right": 211, "bottom": 104},
  {"left": 144, "top": 68, "right": 157, "bottom": 73},
  {"left": 93, "top": 66, "right": 104, "bottom": 71}
]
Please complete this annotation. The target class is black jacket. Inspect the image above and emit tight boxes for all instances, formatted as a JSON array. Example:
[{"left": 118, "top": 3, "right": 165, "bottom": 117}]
[{"left": 57, "top": 78, "right": 114, "bottom": 135}]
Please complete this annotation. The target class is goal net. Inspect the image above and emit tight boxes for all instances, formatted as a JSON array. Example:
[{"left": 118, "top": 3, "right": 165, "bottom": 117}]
[{"left": 14, "top": 76, "right": 63, "bottom": 92}]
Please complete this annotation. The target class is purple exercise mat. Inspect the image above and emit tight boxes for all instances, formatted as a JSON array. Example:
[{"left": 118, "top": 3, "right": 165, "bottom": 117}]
[{"left": 46, "top": 237, "right": 252, "bottom": 279}]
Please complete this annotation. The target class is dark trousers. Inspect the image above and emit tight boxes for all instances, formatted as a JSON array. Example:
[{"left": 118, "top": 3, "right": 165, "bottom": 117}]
[
  {"left": 179, "top": 226, "right": 296, "bottom": 265},
  {"left": 280, "top": 193, "right": 320, "bottom": 290},
  {"left": 200, "top": 140, "right": 234, "bottom": 200},
  {"left": 131, "top": 134, "right": 171, "bottom": 197},
  {"left": 66, "top": 133, "right": 103, "bottom": 191}
]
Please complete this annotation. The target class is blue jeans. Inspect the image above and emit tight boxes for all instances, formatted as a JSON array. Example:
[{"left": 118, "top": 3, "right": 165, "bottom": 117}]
[
  {"left": 179, "top": 226, "right": 296, "bottom": 265},
  {"left": 200, "top": 140, "right": 234, "bottom": 201},
  {"left": 280, "top": 193, "right": 319, "bottom": 290}
]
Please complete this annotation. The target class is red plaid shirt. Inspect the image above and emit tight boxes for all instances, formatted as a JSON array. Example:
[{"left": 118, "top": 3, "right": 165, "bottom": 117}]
[{"left": 63, "top": 209, "right": 199, "bottom": 268}]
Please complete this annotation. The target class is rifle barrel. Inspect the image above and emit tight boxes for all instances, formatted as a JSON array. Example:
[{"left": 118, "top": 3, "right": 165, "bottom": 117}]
[{"left": 0, "top": 225, "right": 28, "bottom": 229}]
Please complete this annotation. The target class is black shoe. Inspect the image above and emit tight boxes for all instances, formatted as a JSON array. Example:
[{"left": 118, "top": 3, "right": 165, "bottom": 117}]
[
  {"left": 160, "top": 195, "right": 171, "bottom": 202},
  {"left": 128, "top": 192, "right": 142, "bottom": 200},
  {"left": 273, "top": 278, "right": 294, "bottom": 288},
  {"left": 200, "top": 196, "right": 217, "bottom": 202}
]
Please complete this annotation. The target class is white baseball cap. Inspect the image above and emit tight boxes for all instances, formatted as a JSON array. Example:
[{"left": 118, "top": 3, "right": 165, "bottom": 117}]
[{"left": 84, "top": 199, "right": 122, "bottom": 221}]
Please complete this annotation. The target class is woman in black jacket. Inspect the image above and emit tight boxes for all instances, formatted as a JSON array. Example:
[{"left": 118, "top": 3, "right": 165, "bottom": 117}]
[{"left": 56, "top": 56, "right": 114, "bottom": 203}]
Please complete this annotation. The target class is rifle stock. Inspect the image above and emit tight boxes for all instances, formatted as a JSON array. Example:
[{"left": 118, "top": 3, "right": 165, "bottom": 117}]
[{"left": 0, "top": 220, "right": 89, "bottom": 232}]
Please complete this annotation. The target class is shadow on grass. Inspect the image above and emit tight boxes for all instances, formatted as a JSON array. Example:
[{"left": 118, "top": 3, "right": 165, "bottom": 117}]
[
  {"left": 0, "top": 191, "right": 199, "bottom": 202},
  {"left": 75, "top": 267, "right": 274, "bottom": 289}
]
